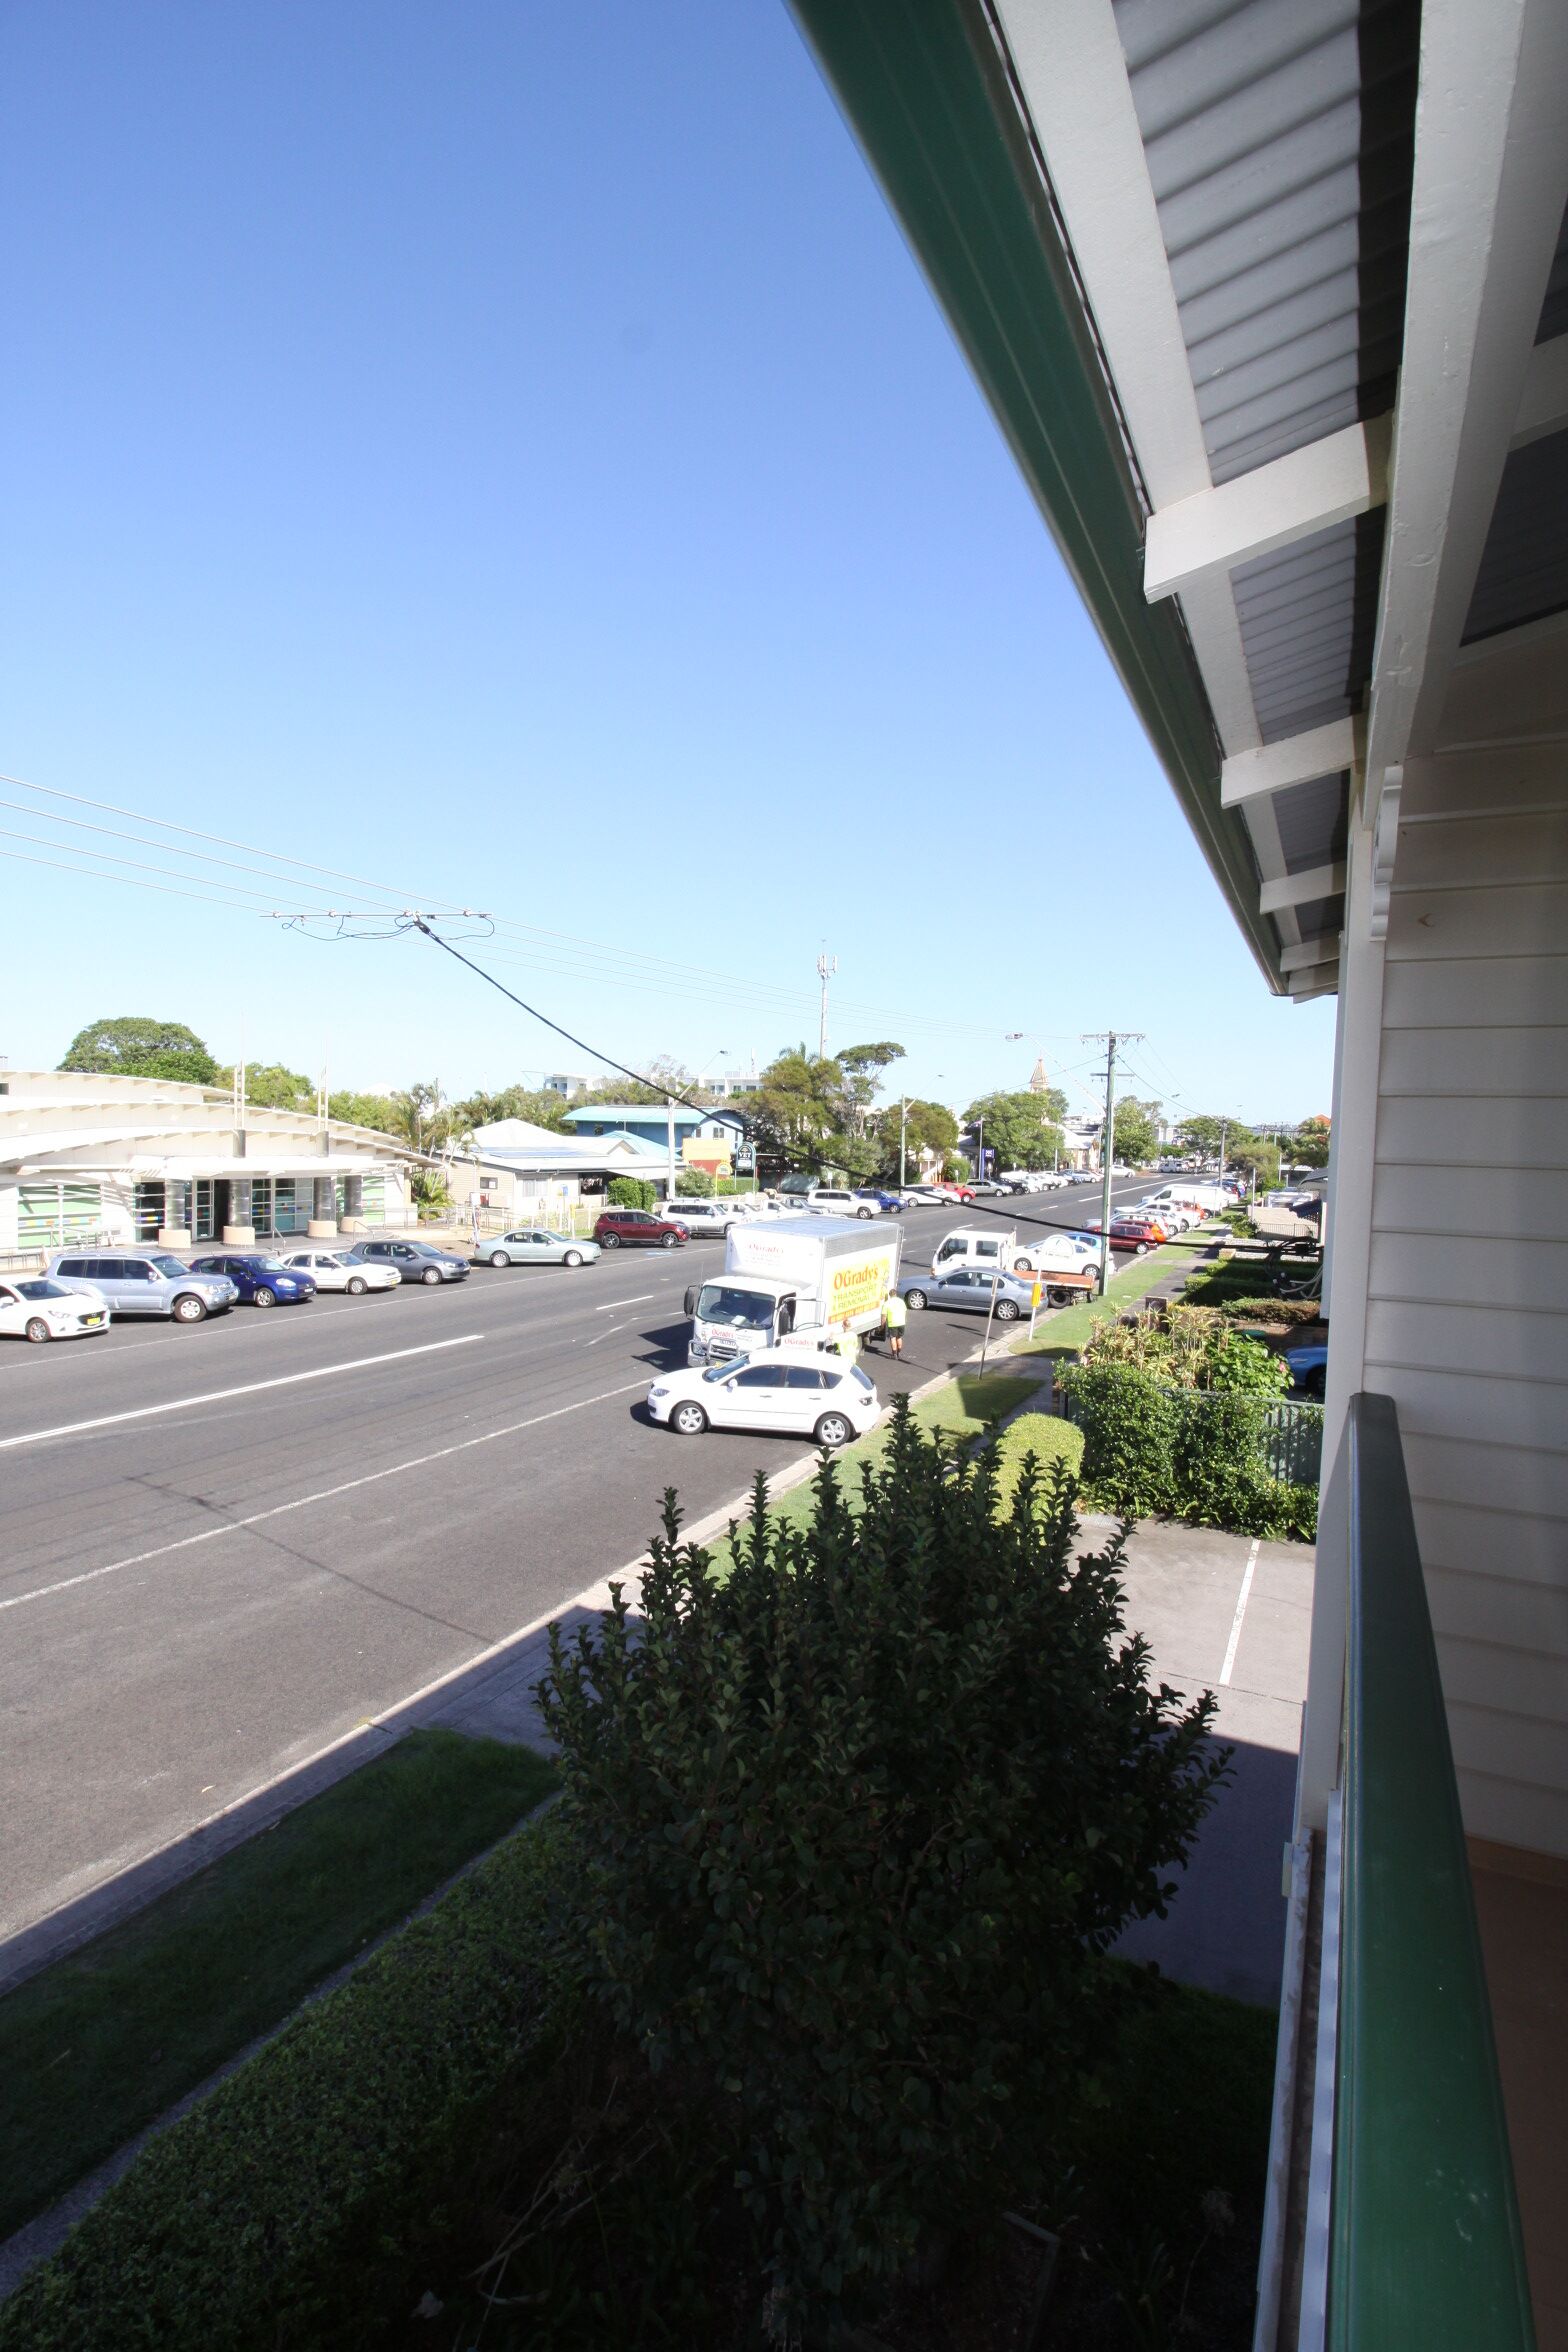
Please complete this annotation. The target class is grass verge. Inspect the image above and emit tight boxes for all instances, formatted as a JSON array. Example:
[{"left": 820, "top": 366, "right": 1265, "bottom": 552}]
[
  {"left": 702, "top": 1369, "right": 1039, "bottom": 1579},
  {"left": 0, "top": 1727, "right": 557, "bottom": 2243},
  {"left": 1013, "top": 1242, "right": 1186, "bottom": 1359}
]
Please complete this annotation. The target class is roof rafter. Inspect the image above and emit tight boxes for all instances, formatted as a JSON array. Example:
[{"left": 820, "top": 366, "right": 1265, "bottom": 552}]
[
  {"left": 1144, "top": 417, "right": 1392, "bottom": 606},
  {"left": 1221, "top": 716, "right": 1361, "bottom": 809}
]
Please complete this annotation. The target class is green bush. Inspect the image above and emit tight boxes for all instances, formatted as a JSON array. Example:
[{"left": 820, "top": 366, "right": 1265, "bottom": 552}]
[
  {"left": 1056, "top": 1361, "right": 1179, "bottom": 1518},
  {"left": 1216, "top": 1296, "right": 1323, "bottom": 1326},
  {"left": 1061, "top": 1364, "right": 1318, "bottom": 1539},
  {"left": 539, "top": 1397, "right": 1225, "bottom": 2334},
  {"left": 675, "top": 1168, "right": 715, "bottom": 1197},
  {"left": 0, "top": 1830, "right": 567, "bottom": 2352},
  {"left": 989, "top": 1411, "right": 1085, "bottom": 1516},
  {"left": 605, "top": 1175, "right": 656, "bottom": 1211}
]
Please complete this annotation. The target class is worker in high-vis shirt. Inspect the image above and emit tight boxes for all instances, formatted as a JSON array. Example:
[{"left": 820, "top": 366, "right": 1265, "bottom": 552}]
[{"left": 882, "top": 1288, "right": 907, "bottom": 1359}]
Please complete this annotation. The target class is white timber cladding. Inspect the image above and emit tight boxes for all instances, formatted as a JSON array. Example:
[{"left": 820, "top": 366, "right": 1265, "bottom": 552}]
[{"left": 1365, "top": 684, "right": 1568, "bottom": 1858}]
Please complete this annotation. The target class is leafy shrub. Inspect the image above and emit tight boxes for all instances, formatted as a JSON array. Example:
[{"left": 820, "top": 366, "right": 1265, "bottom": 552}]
[
  {"left": 539, "top": 1398, "right": 1225, "bottom": 2333},
  {"left": 675, "top": 1168, "right": 716, "bottom": 1197},
  {"left": 1061, "top": 1364, "right": 1318, "bottom": 1538},
  {"left": 1056, "top": 1361, "right": 1179, "bottom": 1518},
  {"left": 0, "top": 1829, "right": 567, "bottom": 2352},
  {"left": 1215, "top": 1296, "right": 1323, "bottom": 1327},
  {"left": 605, "top": 1175, "right": 656, "bottom": 1211}
]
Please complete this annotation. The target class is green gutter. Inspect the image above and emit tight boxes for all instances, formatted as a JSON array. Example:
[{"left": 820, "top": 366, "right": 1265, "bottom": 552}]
[{"left": 786, "top": 0, "right": 1284, "bottom": 993}]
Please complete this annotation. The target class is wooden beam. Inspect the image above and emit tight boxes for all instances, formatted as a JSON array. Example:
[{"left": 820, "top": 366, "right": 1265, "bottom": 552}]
[
  {"left": 1221, "top": 717, "right": 1360, "bottom": 809},
  {"left": 1260, "top": 863, "right": 1346, "bottom": 915},
  {"left": 1144, "top": 417, "right": 1391, "bottom": 605},
  {"left": 1280, "top": 935, "right": 1343, "bottom": 973},
  {"left": 1286, "top": 966, "right": 1341, "bottom": 1001}
]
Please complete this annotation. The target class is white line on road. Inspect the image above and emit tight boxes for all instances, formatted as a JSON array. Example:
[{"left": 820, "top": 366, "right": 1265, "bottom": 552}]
[
  {"left": 0, "top": 1377, "right": 650, "bottom": 1614},
  {"left": 1219, "top": 1537, "right": 1262, "bottom": 1686},
  {"left": 595, "top": 1294, "right": 654, "bottom": 1311},
  {"left": 0, "top": 1336, "right": 484, "bottom": 1452}
]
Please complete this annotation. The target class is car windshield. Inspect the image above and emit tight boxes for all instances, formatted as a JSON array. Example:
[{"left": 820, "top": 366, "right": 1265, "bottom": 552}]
[
  {"left": 702, "top": 1361, "right": 744, "bottom": 1384},
  {"left": 250, "top": 1257, "right": 290, "bottom": 1271},
  {"left": 150, "top": 1255, "right": 189, "bottom": 1277},
  {"left": 17, "top": 1279, "right": 69, "bottom": 1300},
  {"left": 696, "top": 1284, "right": 774, "bottom": 1329}
]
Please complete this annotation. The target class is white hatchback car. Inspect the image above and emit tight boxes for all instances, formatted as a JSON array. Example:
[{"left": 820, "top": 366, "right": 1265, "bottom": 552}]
[
  {"left": 280, "top": 1250, "right": 401, "bottom": 1294},
  {"left": 0, "top": 1274, "right": 112, "bottom": 1342},
  {"left": 647, "top": 1348, "right": 881, "bottom": 1447}
]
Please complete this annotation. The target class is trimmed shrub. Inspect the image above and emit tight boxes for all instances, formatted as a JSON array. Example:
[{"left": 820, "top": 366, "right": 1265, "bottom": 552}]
[
  {"left": 0, "top": 1830, "right": 567, "bottom": 2352},
  {"left": 1216, "top": 1296, "right": 1323, "bottom": 1327},
  {"left": 990, "top": 1410, "right": 1085, "bottom": 1517},
  {"left": 540, "top": 1397, "right": 1225, "bottom": 2334},
  {"left": 605, "top": 1175, "right": 656, "bottom": 1211},
  {"left": 1060, "top": 1364, "right": 1319, "bottom": 1540},
  {"left": 675, "top": 1168, "right": 716, "bottom": 1197},
  {"left": 1056, "top": 1361, "right": 1179, "bottom": 1518}
]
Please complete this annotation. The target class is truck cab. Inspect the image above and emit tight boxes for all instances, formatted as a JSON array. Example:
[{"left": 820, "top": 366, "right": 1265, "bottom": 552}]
[
  {"left": 685, "top": 1214, "right": 903, "bottom": 1367},
  {"left": 929, "top": 1225, "right": 1017, "bottom": 1276}
]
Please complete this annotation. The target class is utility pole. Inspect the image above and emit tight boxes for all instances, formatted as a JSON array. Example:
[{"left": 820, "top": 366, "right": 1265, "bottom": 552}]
[
  {"left": 816, "top": 948, "right": 837, "bottom": 1061},
  {"left": 1082, "top": 1031, "right": 1144, "bottom": 1296},
  {"left": 1218, "top": 1116, "right": 1228, "bottom": 1188},
  {"left": 898, "top": 1095, "right": 909, "bottom": 1190}
]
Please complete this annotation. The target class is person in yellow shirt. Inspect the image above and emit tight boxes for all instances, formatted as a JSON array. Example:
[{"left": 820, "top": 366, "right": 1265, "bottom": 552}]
[{"left": 882, "top": 1288, "right": 908, "bottom": 1360}]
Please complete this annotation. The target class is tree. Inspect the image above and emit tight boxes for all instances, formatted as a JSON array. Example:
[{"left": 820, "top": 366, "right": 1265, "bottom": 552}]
[
  {"left": 1111, "top": 1097, "right": 1159, "bottom": 1165},
  {"left": 963, "top": 1090, "right": 1065, "bottom": 1172},
  {"left": 901, "top": 1098, "right": 958, "bottom": 1166},
  {"left": 327, "top": 1089, "right": 401, "bottom": 1134},
  {"left": 1293, "top": 1116, "right": 1331, "bottom": 1169},
  {"left": 577, "top": 1056, "right": 695, "bottom": 1109},
  {"left": 453, "top": 1085, "right": 570, "bottom": 1133},
  {"left": 1227, "top": 1133, "right": 1280, "bottom": 1189},
  {"left": 1176, "top": 1115, "right": 1228, "bottom": 1158},
  {"left": 218, "top": 1061, "right": 315, "bottom": 1113},
  {"left": 384, "top": 1080, "right": 456, "bottom": 1155},
  {"left": 59, "top": 1016, "right": 218, "bottom": 1085},
  {"left": 749, "top": 1050, "right": 843, "bottom": 1163},
  {"left": 835, "top": 1042, "right": 905, "bottom": 1133}
]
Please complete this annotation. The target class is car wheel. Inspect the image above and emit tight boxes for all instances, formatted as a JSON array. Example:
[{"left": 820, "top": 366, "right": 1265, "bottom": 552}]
[
  {"left": 1300, "top": 1370, "right": 1326, "bottom": 1401},
  {"left": 815, "top": 1412, "right": 853, "bottom": 1448},
  {"left": 671, "top": 1401, "right": 708, "bottom": 1436},
  {"left": 1134, "top": 1241, "right": 1149, "bottom": 1255},
  {"left": 995, "top": 1299, "right": 1021, "bottom": 1322},
  {"left": 253, "top": 1287, "right": 276, "bottom": 1308},
  {"left": 347, "top": 1275, "right": 367, "bottom": 1294},
  {"left": 661, "top": 1233, "right": 678, "bottom": 1249},
  {"left": 601, "top": 1232, "right": 621, "bottom": 1248},
  {"left": 489, "top": 1250, "right": 510, "bottom": 1268},
  {"left": 563, "top": 1250, "right": 583, "bottom": 1267},
  {"left": 171, "top": 1292, "right": 208, "bottom": 1323},
  {"left": 422, "top": 1266, "right": 442, "bottom": 1285},
  {"left": 1048, "top": 1285, "right": 1074, "bottom": 1307},
  {"left": 24, "top": 1317, "right": 51, "bottom": 1344},
  {"left": 904, "top": 1289, "right": 928, "bottom": 1311},
  {"left": 1013, "top": 1255, "right": 1034, "bottom": 1274},
  {"left": 857, "top": 1206, "right": 873, "bottom": 1220}
]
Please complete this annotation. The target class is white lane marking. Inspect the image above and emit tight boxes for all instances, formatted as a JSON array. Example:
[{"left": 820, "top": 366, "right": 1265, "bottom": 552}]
[
  {"left": 0, "top": 1336, "right": 484, "bottom": 1452},
  {"left": 1219, "top": 1538, "right": 1262, "bottom": 1686},
  {"left": 596, "top": 1294, "right": 654, "bottom": 1311},
  {"left": 0, "top": 1298, "right": 378, "bottom": 1371},
  {"left": 0, "top": 1377, "right": 650, "bottom": 1613},
  {"left": 585, "top": 1321, "right": 631, "bottom": 1347}
]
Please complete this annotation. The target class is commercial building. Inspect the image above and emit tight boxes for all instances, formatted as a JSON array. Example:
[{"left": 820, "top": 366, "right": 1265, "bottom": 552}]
[
  {"left": 798, "top": 2, "right": 1567, "bottom": 2342},
  {"left": 0, "top": 1068, "right": 426, "bottom": 1256},
  {"left": 558, "top": 1100, "right": 754, "bottom": 1173}
]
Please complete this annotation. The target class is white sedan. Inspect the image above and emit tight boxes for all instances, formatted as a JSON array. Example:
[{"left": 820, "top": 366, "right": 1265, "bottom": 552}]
[
  {"left": 0, "top": 1275, "right": 112, "bottom": 1342},
  {"left": 1008, "top": 1231, "right": 1099, "bottom": 1274},
  {"left": 280, "top": 1250, "right": 400, "bottom": 1295},
  {"left": 646, "top": 1347, "right": 881, "bottom": 1447}
]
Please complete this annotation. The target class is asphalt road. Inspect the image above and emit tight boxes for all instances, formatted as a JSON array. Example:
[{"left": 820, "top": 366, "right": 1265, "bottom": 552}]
[{"left": 0, "top": 1180, "right": 1155, "bottom": 1945}]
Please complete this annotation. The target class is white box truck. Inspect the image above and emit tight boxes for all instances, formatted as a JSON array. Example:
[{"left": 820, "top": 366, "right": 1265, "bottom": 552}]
[{"left": 685, "top": 1215, "right": 903, "bottom": 1367}]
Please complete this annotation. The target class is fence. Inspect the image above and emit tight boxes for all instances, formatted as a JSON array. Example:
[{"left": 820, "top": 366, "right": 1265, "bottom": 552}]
[{"left": 1060, "top": 1384, "right": 1323, "bottom": 1486}]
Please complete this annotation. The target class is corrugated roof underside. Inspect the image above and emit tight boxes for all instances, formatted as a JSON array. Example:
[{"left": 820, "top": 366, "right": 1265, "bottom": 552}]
[
  {"left": 1113, "top": 0, "right": 1416, "bottom": 487},
  {"left": 1273, "top": 770, "right": 1350, "bottom": 873},
  {"left": 1536, "top": 198, "right": 1568, "bottom": 344},
  {"left": 1462, "top": 431, "right": 1568, "bottom": 644},
  {"left": 1231, "top": 513, "right": 1381, "bottom": 742}
]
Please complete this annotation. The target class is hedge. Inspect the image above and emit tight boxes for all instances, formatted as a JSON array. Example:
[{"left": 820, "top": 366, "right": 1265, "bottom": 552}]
[
  {"left": 989, "top": 1411, "right": 1085, "bottom": 1517},
  {"left": 605, "top": 1175, "right": 656, "bottom": 1211},
  {"left": 1058, "top": 1363, "right": 1317, "bottom": 1541},
  {"left": 1213, "top": 1296, "right": 1323, "bottom": 1326},
  {"left": 0, "top": 1827, "right": 568, "bottom": 2352}
]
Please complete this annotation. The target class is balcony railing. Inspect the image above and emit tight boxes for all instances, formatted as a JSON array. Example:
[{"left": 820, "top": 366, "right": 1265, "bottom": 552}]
[{"left": 1328, "top": 1392, "right": 1535, "bottom": 2348}]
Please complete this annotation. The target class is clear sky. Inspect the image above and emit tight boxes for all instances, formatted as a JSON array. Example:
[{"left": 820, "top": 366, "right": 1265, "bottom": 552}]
[{"left": 0, "top": 0, "right": 1335, "bottom": 1132}]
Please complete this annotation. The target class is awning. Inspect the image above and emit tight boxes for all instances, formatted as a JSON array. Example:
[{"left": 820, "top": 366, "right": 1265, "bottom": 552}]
[{"left": 122, "top": 1154, "right": 387, "bottom": 1178}]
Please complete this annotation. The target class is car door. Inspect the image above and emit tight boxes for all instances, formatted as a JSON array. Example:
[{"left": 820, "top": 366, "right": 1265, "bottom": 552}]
[
  {"left": 717, "top": 1361, "right": 793, "bottom": 1428},
  {"left": 936, "top": 1270, "right": 983, "bottom": 1314},
  {"left": 0, "top": 1283, "right": 25, "bottom": 1337},
  {"left": 101, "top": 1257, "right": 154, "bottom": 1314}
]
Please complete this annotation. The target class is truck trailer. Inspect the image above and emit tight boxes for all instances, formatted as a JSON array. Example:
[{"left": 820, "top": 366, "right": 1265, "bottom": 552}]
[{"left": 685, "top": 1215, "right": 903, "bottom": 1367}]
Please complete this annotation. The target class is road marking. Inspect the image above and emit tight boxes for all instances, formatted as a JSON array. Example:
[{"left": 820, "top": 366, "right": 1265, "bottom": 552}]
[
  {"left": 0, "top": 1336, "right": 484, "bottom": 1452},
  {"left": 596, "top": 1294, "right": 654, "bottom": 1311},
  {"left": 1219, "top": 1538, "right": 1261, "bottom": 1686},
  {"left": 0, "top": 1377, "right": 650, "bottom": 1614}
]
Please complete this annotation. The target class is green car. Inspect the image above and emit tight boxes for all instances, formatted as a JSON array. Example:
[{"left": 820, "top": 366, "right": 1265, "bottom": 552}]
[{"left": 478, "top": 1226, "right": 600, "bottom": 1270}]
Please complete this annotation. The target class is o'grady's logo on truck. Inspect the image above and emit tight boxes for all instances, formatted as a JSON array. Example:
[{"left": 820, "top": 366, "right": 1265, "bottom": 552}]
[{"left": 828, "top": 1258, "right": 890, "bottom": 1324}]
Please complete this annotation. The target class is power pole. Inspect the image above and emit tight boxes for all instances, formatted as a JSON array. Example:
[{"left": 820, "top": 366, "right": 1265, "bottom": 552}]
[
  {"left": 816, "top": 948, "right": 837, "bottom": 1061},
  {"left": 1082, "top": 1031, "right": 1144, "bottom": 1295},
  {"left": 898, "top": 1095, "right": 909, "bottom": 1190},
  {"left": 1218, "top": 1116, "right": 1228, "bottom": 1187}
]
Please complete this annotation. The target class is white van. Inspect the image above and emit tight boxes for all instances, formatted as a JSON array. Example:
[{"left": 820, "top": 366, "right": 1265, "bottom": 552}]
[
  {"left": 930, "top": 1225, "right": 1017, "bottom": 1274},
  {"left": 665, "top": 1197, "right": 738, "bottom": 1238}
]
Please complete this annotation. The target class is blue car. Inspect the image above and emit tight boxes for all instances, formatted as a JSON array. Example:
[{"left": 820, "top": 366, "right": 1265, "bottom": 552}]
[
  {"left": 1285, "top": 1343, "right": 1327, "bottom": 1399},
  {"left": 190, "top": 1252, "right": 316, "bottom": 1307},
  {"left": 854, "top": 1189, "right": 905, "bottom": 1214}
]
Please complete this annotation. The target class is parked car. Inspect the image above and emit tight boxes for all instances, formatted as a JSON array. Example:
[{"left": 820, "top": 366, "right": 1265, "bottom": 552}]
[
  {"left": 1008, "top": 1230, "right": 1099, "bottom": 1274},
  {"left": 898, "top": 1185, "right": 947, "bottom": 1205},
  {"left": 1078, "top": 1217, "right": 1161, "bottom": 1254},
  {"left": 47, "top": 1249, "right": 238, "bottom": 1322},
  {"left": 661, "top": 1199, "right": 736, "bottom": 1238},
  {"left": 190, "top": 1252, "right": 316, "bottom": 1307},
  {"left": 0, "top": 1275, "right": 112, "bottom": 1342},
  {"left": 646, "top": 1347, "right": 880, "bottom": 1447},
  {"left": 593, "top": 1208, "right": 687, "bottom": 1250},
  {"left": 476, "top": 1226, "right": 601, "bottom": 1269},
  {"left": 1285, "top": 1343, "right": 1328, "bottom": 1399},
  {"left": 854, "top": 1189, "right": 905, "bottom": 1213},
  {"left": 935, "top": 1181, "right": 975, "bottom": 1204},
  {"left": 344, "top": 1238, "right": 470, "bottom": 1284},
  {"left": 280, "top": 1249, "right": 400, "bottom": 1294},
  {"left": 801, "top": 1188, "right": 881, "bottom": 1219},
  {"left": 898, "top": 1265, "right": 1037, "bottom": 1322}
]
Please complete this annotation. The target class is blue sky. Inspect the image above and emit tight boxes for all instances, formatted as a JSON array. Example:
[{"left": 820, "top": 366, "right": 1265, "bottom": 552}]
[{"left": 0, "top": 0, "right": 1334, "bottom": 1130}]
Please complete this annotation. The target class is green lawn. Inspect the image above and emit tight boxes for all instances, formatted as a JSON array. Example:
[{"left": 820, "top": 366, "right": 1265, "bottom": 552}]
[
  {"left": 703, "top": 1369, "right": 1040, "bottom": 1579},
  {"left": 1013, "top": 1240, "right": 1187, "bottom": 1359},
  {"left": 0, "top": 1728, "right": 557, "bottom": 2240}
]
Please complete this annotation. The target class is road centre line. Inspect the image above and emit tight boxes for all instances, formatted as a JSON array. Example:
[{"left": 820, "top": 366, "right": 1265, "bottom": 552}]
[
  {"left": 0, "top": 1336, "right": 484, "bottom": 1452},
  {"left": 0, "top": 1377, "right": 650, "bottom": 1614},
  {"left": 596, "top": 1294, "right": 654, "bottom": 1310},
  {"left": 1219, "top": 1538, "right": 1261, "bottom": 1686}
]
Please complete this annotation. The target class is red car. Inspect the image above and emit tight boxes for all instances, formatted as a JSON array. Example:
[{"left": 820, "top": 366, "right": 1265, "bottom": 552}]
[
  {"left": 1105, "top": 1217, "right": 1162, "bottom": 1254},
  {"left": 936, "top": 1181, "right": 975, "bottom": 1204},
  {"left": 592, "top": 1208, "right": 688, "bottom": 1250}
]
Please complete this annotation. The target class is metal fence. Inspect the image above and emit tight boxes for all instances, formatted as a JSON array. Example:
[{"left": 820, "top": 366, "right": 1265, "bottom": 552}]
[{"left": 1060, "top": 1384, "right": 1324, "bottom": 1485}]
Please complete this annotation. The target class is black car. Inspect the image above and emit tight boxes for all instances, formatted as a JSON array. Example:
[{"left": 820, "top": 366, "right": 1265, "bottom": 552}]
[{"left": 344, "top": 1238, "right": 469, "bottom": 1285}]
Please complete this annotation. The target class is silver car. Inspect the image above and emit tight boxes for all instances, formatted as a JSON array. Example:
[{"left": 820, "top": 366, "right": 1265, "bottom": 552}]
[
  {"left": 897, "top": 1264, "right": 1039, "bottom": 1324},
  {"left": 477, "top": 1227, "right": 601, "bottom": 1269},
  {"left": 46, "top": 1249, "right": 238, "bottom": 1323}
]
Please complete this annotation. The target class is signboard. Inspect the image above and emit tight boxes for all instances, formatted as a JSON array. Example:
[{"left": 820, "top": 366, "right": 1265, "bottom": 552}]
[
  {"left": 828, "top": 1255, "right": 890, "bottom": 1326},
  {"left": 682, "top": 1134, "right": 732, "bottom": 1176}
]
